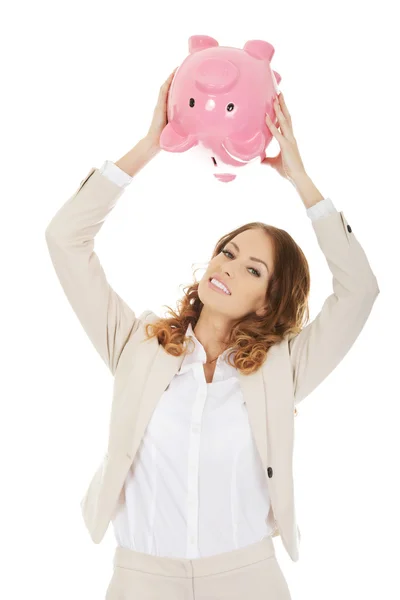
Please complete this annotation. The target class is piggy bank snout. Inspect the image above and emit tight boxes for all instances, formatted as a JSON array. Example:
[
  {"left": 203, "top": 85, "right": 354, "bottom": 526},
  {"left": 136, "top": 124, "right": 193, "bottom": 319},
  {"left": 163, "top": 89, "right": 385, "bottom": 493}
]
[{"left": 195, "top": 58, "right": 239, "bottom": 93}]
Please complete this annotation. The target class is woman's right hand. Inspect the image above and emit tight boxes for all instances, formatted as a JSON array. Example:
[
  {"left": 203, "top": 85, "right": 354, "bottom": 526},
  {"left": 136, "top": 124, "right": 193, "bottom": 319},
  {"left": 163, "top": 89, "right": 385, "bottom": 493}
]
[{"left": 145, "top": 68, "right": 179, "bottom": 150}]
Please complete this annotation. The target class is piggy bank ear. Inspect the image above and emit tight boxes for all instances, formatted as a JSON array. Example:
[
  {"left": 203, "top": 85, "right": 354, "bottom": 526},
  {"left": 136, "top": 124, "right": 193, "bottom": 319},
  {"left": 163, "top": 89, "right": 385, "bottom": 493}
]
[
  {"left": 159, "top": 123, "right": 198, "bottom": 152},
  {"left": 243, "top": 40, "right": 275, "bottom": 61},
  {"left": 189, "top": 35, "right": 219, "bottom": 54}
]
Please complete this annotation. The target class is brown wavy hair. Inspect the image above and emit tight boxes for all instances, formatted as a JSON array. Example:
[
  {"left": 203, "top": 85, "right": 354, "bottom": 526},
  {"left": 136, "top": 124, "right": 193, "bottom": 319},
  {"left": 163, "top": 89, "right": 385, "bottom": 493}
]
[{"left": 144, "top": 221, "right": 311, "bottom": 379}]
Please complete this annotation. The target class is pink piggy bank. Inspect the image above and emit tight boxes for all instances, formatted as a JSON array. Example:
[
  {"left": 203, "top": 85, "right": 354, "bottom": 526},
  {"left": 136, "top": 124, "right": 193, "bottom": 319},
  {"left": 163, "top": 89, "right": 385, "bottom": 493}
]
[{"left": 159, "top": 35, "right": 282, "bottom": 183}]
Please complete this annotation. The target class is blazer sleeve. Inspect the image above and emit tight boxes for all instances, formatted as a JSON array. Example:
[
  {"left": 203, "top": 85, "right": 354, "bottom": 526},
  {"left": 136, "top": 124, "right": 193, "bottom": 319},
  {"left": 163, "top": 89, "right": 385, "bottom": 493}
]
[
  {"left": 288, "top": 209, "right": 380, "bottom": 406},
  {"left": 45, "top": 167, "right": 143, "bottom": 376}
]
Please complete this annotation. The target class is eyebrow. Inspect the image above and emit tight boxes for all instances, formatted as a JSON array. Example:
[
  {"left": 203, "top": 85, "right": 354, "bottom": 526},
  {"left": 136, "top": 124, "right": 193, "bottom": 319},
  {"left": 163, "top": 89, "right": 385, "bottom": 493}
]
[{"left": 228, "top": 241, "right": 270, "bottom": 274}]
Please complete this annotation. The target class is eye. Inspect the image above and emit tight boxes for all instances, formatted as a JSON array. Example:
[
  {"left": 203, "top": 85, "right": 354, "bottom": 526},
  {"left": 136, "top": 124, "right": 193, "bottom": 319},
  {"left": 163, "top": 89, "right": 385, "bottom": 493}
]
[
  {"left": 226, "top": 103, "right": 235, "bottom": 112},
  {"left": 189, "top": 98, "right": 195, "bottom": 107},
  {"left": 222, "top": 249, "right": 261, "bottom": 277}
]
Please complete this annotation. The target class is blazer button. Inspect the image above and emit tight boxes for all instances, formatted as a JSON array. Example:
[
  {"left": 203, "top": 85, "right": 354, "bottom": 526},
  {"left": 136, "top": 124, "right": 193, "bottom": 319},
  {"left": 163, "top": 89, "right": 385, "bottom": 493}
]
[
  {"left": 347, "top": 224, "right": 352, "bottom": 232},
  {"left": 267, "top": 467, "right": 273, "bottom": 478}
]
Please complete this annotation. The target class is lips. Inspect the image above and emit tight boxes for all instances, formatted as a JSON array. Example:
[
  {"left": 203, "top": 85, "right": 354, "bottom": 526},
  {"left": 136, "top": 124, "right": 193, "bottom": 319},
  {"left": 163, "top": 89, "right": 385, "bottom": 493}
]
[{"left": 209, "top": 274, "right": 231, "bottom": 294}]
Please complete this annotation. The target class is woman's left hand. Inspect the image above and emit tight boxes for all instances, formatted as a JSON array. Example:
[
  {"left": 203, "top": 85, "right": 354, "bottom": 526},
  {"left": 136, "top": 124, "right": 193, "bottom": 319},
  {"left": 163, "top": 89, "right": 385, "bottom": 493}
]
[{"left": 262, "top": 93, "right": 307, "bottom": 184}]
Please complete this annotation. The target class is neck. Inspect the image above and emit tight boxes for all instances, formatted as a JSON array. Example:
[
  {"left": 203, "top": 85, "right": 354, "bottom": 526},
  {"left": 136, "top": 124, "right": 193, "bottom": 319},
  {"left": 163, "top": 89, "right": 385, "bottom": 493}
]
[{"left": 193, "top": 310, "right": 232, "bottom": 364}]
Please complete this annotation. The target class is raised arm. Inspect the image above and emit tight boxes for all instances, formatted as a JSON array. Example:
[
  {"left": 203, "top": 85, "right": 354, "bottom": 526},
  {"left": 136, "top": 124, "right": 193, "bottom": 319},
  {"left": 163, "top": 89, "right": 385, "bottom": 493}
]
[
  {"left": 264, "top": 94, "right": 380, "bottom": 406},
  {"left": 44, "top": 70, "right": 179, "bottom": 375},
  {"left": 44, "top": 138, "right": 159, "bottom": 375},
  {"left": 288, "top": 207, "right": 379, "bottom": 406}
]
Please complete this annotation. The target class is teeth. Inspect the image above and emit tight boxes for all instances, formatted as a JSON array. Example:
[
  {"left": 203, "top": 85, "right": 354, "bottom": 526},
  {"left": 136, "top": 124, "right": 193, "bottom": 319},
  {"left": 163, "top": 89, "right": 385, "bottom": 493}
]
[{"left": 210, "top": 278, "right": 230, "bottom": 294}]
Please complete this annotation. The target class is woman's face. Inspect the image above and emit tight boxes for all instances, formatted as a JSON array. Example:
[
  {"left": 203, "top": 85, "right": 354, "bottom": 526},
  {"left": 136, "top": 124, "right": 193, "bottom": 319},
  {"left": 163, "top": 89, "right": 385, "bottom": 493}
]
[{"left": 198, "top": 228, "right": 274, "bottom": 322}]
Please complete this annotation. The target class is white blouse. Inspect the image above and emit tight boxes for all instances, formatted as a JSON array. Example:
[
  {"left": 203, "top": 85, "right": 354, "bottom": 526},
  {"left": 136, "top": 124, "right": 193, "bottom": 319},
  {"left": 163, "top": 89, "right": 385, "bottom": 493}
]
[{"left": 98, "top": 159, "right": 337, "bottom": 559}]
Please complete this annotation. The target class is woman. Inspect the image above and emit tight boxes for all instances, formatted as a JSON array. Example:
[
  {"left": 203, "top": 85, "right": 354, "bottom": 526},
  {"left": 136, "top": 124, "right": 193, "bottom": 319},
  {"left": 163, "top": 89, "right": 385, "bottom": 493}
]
[{"left": 45, "top": 70, "right": 379, "bottom": 599}]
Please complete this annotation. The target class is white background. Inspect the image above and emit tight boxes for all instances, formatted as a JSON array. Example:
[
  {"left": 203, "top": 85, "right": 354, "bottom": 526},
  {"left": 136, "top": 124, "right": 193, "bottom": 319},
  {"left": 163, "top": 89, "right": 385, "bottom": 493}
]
[{"left": 1, "top": 0, "right": 398, "bottom": 598}]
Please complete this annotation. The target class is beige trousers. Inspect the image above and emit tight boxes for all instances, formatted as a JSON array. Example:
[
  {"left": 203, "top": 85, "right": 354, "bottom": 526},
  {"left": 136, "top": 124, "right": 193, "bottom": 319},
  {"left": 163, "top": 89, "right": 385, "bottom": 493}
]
[{"left": 105, "top": 535, "right": 292, "bottom": 599}]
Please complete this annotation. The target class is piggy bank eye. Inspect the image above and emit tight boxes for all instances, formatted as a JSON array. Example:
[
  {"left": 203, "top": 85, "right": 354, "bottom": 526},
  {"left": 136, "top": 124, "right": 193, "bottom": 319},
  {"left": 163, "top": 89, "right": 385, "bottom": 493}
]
[
  {"left": 226, "top": 103, "right": 235, "bottom": 112},
  {"left": 189, "top": 98, "right": 195, "bottom": 107}
]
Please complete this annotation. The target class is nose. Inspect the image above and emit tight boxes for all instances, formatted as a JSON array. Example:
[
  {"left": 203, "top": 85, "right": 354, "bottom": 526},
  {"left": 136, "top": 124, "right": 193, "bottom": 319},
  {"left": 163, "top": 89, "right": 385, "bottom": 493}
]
[{"left": 223, "top": 270, "right": 234, "bottom": 281}]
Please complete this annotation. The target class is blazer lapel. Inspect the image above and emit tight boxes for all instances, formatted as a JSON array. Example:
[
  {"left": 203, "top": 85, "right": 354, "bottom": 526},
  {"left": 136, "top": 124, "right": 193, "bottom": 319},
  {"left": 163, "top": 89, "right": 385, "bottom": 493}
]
[
  {"left": 238, "top": 340, "right": 295, "bottom": 475},
  {"left": 125, "top": 342, "right": 185, "bottom": 461}
]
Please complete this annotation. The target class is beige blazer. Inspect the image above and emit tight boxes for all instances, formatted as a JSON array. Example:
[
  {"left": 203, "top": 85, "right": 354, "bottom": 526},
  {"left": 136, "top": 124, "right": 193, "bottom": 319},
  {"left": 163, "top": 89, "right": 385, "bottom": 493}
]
[{"left": 45, "top": 167, "right": 380, "bottom": 562}]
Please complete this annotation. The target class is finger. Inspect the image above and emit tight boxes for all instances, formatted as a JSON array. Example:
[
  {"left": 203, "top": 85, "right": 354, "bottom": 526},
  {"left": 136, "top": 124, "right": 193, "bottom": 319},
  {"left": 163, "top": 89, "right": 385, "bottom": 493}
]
[
  {"left": 166, "top": 67, "right": 179, "bottom": 82},
  {"left": 265, "top": 113, "right": 285, "bottom": 144},
  {"left": 273, "top": 98, "right": 293, "bottom": 140},
  {"left": 278, "top": 93, "right": 292, "bottom": 123},
  {"left": 160, "top": 68, "right": 178, "bottom": 91},
  {"left": 277, "top": 94, "right": 293, "bottom": 133},
  {"left": 168, "top": 67, "right": 179, "bottom": 79}
]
